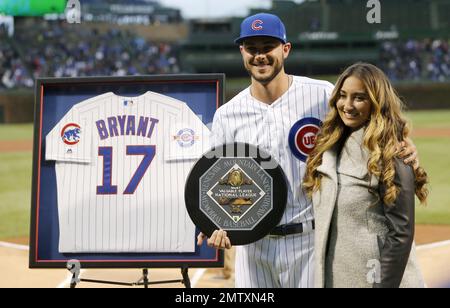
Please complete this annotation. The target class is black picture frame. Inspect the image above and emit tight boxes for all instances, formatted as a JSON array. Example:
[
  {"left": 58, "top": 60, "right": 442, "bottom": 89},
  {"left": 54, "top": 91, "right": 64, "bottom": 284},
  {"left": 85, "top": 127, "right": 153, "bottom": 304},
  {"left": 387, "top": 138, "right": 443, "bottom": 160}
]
[{"left": 29, "top": 74, "right": 225, "bottom": 269}]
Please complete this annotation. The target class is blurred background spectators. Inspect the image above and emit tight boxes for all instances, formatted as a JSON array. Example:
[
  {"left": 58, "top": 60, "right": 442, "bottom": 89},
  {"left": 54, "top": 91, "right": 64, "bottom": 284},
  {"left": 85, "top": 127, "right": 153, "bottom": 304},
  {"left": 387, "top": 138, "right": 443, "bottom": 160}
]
[
  {"left": 380, "top": 39, "right": 450, "bottom": 82},
  {"left": 0, "top": 19, "right": 180, "bottom": 90},
  {"left": 1, "top": 0, "right": 450, "bottom": 90}
]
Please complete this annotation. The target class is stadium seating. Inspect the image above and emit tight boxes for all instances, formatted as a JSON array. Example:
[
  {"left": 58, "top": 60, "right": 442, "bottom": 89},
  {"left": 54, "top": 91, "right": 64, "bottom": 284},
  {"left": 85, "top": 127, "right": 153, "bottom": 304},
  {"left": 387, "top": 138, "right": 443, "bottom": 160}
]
[
  {"left": 380, "top": 39, "right": 450, "bottom": 82},
  {"left": 0, "top": 19, "right": 180, "bottom": 89}
]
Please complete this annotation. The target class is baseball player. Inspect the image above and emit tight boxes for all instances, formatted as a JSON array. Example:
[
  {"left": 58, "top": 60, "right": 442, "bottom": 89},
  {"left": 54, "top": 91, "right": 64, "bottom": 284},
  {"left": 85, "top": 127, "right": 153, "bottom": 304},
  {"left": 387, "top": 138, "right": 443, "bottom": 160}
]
[
  {"left": 46, "top": 91, "right": 210, "bottom": 253},
  {"left": 197, "top": 13, "right": 419, "bottom": 288}
]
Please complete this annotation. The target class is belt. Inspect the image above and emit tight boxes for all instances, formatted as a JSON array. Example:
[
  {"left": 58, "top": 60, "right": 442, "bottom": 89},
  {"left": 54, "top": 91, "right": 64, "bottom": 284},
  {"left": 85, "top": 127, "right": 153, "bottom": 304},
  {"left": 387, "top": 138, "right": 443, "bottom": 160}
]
[{"left": 269, "top": 220, "right": 315, "bottom": 237}]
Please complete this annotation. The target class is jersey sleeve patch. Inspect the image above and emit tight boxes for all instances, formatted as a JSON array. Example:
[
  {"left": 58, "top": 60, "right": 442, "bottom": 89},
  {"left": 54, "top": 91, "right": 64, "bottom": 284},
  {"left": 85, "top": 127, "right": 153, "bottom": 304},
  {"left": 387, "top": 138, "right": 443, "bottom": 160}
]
[
  {"left": 165, "top": 122, "right": 210, "bottom": 161},
  {"left": 288, "top": 117, "right": 322, "bottom": 163},
  {"left": 46, "top": 118, "right": 92, "bottom": 163},
  {"left": 61, "top": 123, "right": 82, "bottom": 145}
]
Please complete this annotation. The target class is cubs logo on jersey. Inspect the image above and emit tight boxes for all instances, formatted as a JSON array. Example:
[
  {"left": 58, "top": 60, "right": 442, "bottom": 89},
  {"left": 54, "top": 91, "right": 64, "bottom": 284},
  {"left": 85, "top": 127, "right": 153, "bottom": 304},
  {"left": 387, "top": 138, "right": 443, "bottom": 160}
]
[
  {"left": 288, "top": 117, "right": 322, "bottom": 162},
  {"left": 61, "top": 123, "right": 81, "bottom": 145}
]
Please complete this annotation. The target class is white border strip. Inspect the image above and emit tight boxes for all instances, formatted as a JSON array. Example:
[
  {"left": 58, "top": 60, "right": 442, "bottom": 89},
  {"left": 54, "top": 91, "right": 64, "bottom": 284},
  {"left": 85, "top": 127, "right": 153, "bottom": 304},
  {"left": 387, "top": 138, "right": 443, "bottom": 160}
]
[
  {"left": 417, "top": 240, "right": 450, "bottom": 251},
  {"left": 0, "top": 241, "right": 29, "bottom": 251}
]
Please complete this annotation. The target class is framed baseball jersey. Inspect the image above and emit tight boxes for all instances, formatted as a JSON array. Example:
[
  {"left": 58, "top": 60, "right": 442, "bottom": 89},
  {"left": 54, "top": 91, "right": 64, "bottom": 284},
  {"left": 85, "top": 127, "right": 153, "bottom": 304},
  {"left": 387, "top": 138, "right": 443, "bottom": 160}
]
[{"left": 29, "top": 74, "right": 225, "bottom": 268}]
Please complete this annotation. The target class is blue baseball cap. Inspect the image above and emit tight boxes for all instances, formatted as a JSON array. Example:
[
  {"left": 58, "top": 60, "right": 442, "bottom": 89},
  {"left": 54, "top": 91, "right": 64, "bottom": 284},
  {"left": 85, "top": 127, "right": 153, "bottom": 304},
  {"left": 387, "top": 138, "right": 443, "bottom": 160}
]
[{"left": 234, "top": 13, "right": 287, "bottom": 45}]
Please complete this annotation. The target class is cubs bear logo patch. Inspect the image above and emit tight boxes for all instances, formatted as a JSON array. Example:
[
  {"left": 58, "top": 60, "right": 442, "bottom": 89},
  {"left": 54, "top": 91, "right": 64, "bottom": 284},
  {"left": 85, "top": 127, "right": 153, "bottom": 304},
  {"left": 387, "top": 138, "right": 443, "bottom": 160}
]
[
  {"left": 61, "top": 123, "right": 81, "bottom": 145},
  {"left": 288, "top": 117, "right": 322, "bottom": 162}
]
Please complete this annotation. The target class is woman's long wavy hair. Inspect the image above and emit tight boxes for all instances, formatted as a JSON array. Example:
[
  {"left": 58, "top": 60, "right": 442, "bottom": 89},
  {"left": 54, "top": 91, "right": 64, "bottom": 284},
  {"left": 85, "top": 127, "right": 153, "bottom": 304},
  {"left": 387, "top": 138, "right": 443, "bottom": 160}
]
[{"left": 303, "top": 63, "right": 428, "bottom": 205}]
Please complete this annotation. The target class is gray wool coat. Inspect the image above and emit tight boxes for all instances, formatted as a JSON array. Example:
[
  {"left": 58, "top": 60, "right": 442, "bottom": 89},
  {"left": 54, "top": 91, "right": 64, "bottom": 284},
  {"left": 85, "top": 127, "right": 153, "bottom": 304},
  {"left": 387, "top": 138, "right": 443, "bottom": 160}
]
[{"left": 312, "top": 127, "right": 424, "bottom": 288}]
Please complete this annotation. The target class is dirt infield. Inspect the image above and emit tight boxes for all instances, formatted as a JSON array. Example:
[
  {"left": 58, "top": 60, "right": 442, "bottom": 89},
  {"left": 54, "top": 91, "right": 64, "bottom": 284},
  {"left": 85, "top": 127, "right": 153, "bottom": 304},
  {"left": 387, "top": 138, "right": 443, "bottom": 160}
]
[
  {"left": 0, "top": 140, "right": 33, "bottom": 152},
  {"left": 2, "top": 224, "right": 450, "bottom": 288},
  {"left": 412, "top": 128, "right": 450, "bottom": 138},
  {"left": 416, "top": 225, "right": 450, "bottom": 245},
  {"left": 1, "top": 227, "right": 449, "bottom": 288}
]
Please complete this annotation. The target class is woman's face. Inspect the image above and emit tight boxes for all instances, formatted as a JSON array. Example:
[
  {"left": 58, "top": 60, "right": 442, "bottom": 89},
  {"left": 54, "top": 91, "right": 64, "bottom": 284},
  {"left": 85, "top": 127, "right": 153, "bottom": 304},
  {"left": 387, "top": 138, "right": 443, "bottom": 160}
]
[{"left": 336, "top": 76, "right": 372, "bottom": 130}]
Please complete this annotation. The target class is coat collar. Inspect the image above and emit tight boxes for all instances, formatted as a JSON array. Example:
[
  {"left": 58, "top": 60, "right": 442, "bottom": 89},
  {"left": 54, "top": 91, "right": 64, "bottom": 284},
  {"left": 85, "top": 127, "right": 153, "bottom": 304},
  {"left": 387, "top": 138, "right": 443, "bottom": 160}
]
[
  {"left": 336, "top": 127, "right": 371, "bottom": 180},
  {"left": 316, "top": 127, "right": 368, "bottom": 182},
  {"left": 317, "top": 145, "right": 338, "bottom": 183}
]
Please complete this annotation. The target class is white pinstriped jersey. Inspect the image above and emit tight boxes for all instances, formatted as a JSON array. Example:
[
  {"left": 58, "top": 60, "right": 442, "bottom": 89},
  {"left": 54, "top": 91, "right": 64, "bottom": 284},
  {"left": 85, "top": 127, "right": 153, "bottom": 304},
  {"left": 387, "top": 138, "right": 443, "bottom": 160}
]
[
  {"left": 211, "top": 76, "right": 333, "bottom": 226},
  {"left": 46, "top": 91, "right": 210, "bottom": 253},
  {"left": 211, "top": 76, "right": 334, "bottom": 288}
]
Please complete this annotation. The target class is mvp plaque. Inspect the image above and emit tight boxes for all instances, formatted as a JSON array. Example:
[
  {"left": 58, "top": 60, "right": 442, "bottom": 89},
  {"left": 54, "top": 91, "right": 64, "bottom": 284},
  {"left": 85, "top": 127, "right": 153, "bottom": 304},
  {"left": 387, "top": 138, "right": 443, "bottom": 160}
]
[{"left": 185, "top": 143, "right": 288, "bottom": 245}]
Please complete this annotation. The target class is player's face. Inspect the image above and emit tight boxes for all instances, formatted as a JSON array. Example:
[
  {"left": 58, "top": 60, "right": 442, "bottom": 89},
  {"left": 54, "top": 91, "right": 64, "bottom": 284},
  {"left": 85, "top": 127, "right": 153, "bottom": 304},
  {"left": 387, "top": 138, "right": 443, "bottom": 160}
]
[
  {"left": 336, "top": 76, "right": 372, "bottom": 130},
  {"left": 240, "top": 37, "right": 291, "bottom": 84}
]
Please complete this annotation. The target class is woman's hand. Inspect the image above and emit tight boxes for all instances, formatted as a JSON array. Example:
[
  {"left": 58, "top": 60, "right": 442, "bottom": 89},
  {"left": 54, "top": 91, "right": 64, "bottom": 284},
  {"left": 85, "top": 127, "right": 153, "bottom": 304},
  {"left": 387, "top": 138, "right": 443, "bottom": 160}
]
[{"left": 398, "top": 138, "right": 419, "bottom": 170}]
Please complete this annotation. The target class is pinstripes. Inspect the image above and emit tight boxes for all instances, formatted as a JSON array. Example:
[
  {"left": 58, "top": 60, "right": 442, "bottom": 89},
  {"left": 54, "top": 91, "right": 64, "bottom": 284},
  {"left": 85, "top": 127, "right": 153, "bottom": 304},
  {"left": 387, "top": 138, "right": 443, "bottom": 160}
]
[
  {"left": 266, "top": 235, "right": 275, "bottom": 287},
  {"left": 259, "top": 238, "right": 269, "bottom": 287},
  {"left": 46, "top": 92, "right": 204, "bottom": 253},
  {"left": 105, "top": 99, "right": 111, "bottom": 251},
  {"left": 162, "top": 107, "right": 168, "bottom": 251},
  {"left": 163, "top": 107, "right": 168, "bottom": 250},
  {"left": 101, "top": 100, "right": 106, "bottom": 251},
  {"left": 83, "top": 115, "right": 89, "bottom": 251},
  {"left": 74, "top": 144, "right": 80, "bottom": 250},
  {"left": 112, "top": 97, "right": 118, "bottom": 250},
  {"left": 131, "top": 99, "right": 137, "bottom": 251},
  {"left": 213, "top": 76, "right": 334, "bottom": 288},
  {"left": 149, "top": 99, "right": 155, "bottom": 250},
  {"left": 141, "top": 95, "right": 148, "bottom": 251},
  {"left": 154, "top": 102, "right": 160, "bottom": 251},
  {"left": 248, "top": 244, "right": 254, "bottom": 287},
  {"left": 251, "top": 96, "right": 266, "bottom": 288},
  {"left": 288, "top": 84, "right": 298, "bottom": 286},
  {"left": 271, "top": 237, "right": 279, "bottom": 287},
  {"left": 175, "top": 102, "right": 183, "bottom": 251},
  {"left": 91, "top": 108, "right": 99, "bottom": 251},
  {"left": 254, "top": 98, "right": 266, "bottom": 286},
  {"left": 270, "top": 94, "right": 291, "bottom": 285},
  {"left": 135, "top": 96, "right": 141, "bottom": 251},
  {"left": 240, "top": 96, "right": 247, "bottom": 143}
]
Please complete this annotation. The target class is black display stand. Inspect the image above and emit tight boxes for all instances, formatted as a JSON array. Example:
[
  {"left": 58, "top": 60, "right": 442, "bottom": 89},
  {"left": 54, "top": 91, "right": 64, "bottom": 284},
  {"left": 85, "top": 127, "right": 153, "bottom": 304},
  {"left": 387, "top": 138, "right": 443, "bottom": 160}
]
[{"left": 69, "top": 266, "right": 191, "bottom": 288}]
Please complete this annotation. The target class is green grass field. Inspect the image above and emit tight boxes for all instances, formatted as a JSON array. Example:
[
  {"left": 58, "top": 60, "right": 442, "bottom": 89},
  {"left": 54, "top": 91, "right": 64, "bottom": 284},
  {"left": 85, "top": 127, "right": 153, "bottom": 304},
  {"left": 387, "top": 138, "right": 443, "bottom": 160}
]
[
  {"left": 0, "top": 124, "right": 34, "bottom": 239},
  {"left": 0, "top": 123, "right": 34, "bottom": 140},
  {"left": 0, "top": 152, "right": 32, "bottom": 239},
  {"left": 0, "top": 110, "right": 449, "bottom": 240},
  {"left": 405, "top": 110, "right": 450, "bottom": 223}
]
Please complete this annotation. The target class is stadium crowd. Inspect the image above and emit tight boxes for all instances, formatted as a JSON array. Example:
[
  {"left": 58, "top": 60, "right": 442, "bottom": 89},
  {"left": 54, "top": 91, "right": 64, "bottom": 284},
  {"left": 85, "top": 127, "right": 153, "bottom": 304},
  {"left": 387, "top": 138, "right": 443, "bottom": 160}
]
[
  {"left": 379, "top": 39, "right": 450, "bottom": 82},
  {"left": 0, "top": 20, "right": 180, "bottom": 90},
  {"left": 2, "top": 20, "right": 450, "bottom": 90}
]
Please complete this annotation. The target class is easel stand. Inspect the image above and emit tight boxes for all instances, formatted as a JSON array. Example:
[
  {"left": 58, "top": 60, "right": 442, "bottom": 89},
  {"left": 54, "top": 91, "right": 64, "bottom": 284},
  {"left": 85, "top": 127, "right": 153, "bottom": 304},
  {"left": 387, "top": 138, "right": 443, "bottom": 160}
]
[{"left": 69, "top": 267, "right": 191, "bottom": 288}]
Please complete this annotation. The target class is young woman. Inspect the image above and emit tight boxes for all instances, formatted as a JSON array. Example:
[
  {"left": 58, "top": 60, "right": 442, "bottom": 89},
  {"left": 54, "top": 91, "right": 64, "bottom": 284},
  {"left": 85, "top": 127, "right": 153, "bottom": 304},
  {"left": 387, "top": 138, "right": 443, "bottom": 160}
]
[{"left": 303, "top": 63, "right": 428, "bottom": 288}]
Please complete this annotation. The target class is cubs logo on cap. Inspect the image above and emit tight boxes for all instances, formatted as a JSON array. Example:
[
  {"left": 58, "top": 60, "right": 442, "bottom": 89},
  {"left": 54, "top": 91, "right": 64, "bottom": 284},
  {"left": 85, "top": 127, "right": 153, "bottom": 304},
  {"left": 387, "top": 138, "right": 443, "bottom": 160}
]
[
  {"left": 288, "top": 117, "right": 322, "bottom": 162},
  {"left": 251, "top": 19, "right": 263, "bottom": 31},
  {"left": 235, "top": 13, "right": 287, "bottom": 44},
  {"left": 61, "top": 123, "right": 81, "bottom": 145}
]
